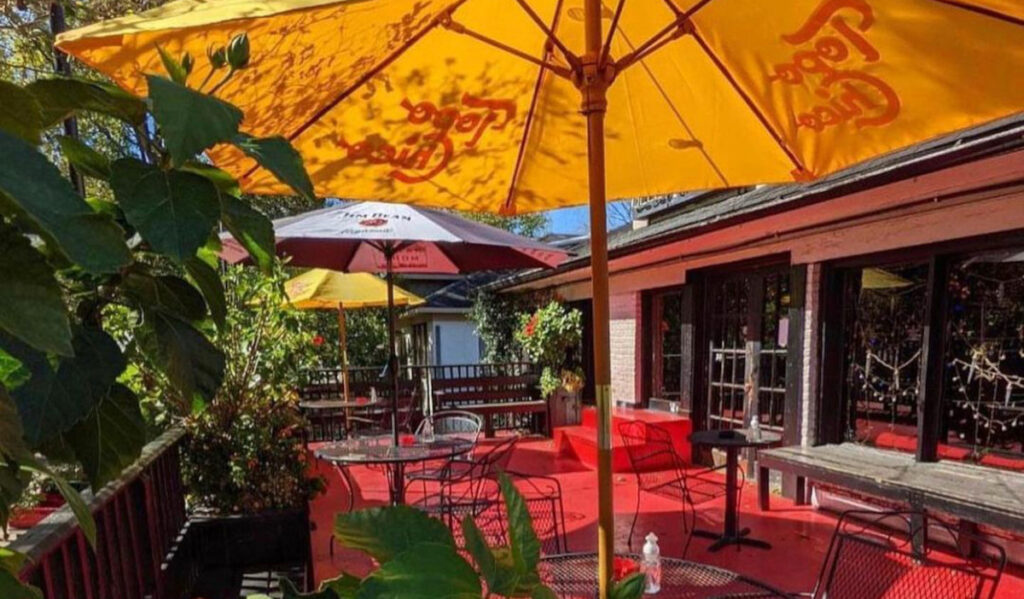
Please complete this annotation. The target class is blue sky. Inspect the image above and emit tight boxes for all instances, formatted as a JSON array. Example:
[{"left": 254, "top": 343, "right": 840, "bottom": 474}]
[{"left": 545, "top": 200, "right": 633, "bottom": 235}]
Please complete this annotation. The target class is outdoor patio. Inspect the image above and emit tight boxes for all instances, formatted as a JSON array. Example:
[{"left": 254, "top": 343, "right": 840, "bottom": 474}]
[{"left": 306, "top": 434, "right": 1024, "bottom": 597}]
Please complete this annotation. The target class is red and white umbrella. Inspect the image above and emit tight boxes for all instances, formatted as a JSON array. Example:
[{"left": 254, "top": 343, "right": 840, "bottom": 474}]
[{"left": 222, "top": 201, "right": 568, "bottom": 446}]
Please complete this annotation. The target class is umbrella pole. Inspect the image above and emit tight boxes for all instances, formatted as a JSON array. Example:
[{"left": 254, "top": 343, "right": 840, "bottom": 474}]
[
  {"left": 385, "top": 247, "right": 400, "bottom": 446},
  {"left": 582, "top": 1, "right": 614, "bottom": 596},
  {"left": 338, "top": 303, "right": 351, "bottom": 408}
]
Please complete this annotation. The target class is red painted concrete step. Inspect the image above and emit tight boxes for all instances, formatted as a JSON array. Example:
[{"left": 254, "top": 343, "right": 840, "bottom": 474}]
[{"left": 554, "top": 406, "right": 692, "bottom": 473}]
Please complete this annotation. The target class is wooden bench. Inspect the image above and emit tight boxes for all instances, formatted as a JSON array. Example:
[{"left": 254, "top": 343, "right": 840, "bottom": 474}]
[
  {"left": 432, "top": 373, "right": 548, "bottom": 438},
  {"left": 758, "top": 443, "right": 1024, "bottom": 551}
]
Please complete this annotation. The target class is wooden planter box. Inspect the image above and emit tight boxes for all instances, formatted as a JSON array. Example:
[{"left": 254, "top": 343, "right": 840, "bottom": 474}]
[
  {"left": 190, "top": 506, "right": 312, "bottom": 569},
  {"left": 548, "top": 387, "right": 582, "bottom": 428}
]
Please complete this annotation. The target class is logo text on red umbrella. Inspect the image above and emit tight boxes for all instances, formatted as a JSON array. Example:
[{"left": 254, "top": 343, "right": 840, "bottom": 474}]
[
  {"left": 770, "top": 0, "right": 899, "bottom": 133},
  {"left": 339, "top": 93, "right": 516, "bottom": 184}
]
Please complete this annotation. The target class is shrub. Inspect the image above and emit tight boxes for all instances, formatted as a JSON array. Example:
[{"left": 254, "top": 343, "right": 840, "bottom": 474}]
[{"left": 516, "top": 301, "right": 585, "bottom": 397}]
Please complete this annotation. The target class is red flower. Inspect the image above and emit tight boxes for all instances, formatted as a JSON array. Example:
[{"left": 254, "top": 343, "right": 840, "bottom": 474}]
[
  {"left": 612, "top": 556, "right": 639, "bottom": 581},
  {"left": 523, "top": 314, "right": 539, "bottom": 337},
  {"left": 312, "top": 335, "right": 325, "bottom": 347}
]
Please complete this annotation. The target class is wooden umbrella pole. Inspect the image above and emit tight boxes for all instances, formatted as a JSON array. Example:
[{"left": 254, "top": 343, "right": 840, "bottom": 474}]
[
  {"left": 582, "top": 0, "right": 614, "bottom": 596},
  {"left": 338, "top": 303, "right": 351, "bottom": 408},
  {"left": 385, "top": 246, "right": 400, "bottom": 446}
]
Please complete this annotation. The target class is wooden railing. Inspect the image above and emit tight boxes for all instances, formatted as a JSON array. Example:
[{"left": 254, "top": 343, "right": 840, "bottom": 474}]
[{"left": 13, "top": 428, "right": 189, "bottom": 599}]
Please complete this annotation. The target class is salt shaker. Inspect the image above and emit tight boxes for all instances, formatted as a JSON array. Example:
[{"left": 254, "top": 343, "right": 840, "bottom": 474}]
[{"left": 641, "top": 532, "right": 661, "bottom": 594}]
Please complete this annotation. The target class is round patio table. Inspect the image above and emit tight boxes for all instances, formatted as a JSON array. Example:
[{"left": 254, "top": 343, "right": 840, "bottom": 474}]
[
  {"left": 315, "top": 435, "right": 473, "bottom": 505},
  {"left": 539, "top": 552, "right": 788, "bottom": 598},
  {"left": 689, "top": 428, "right": 782, "bottom": 552}
]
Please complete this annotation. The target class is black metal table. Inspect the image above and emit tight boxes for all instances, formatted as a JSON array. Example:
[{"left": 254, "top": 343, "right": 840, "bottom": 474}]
[
  {"left": 689, "top": 429, "right": 782, "bottom": 552},
  {"left": 314, "top": 435, "right": 473, "bottom": 505},
  {"left": 539, "top": 552, "right": 788, "bottom": 598}
]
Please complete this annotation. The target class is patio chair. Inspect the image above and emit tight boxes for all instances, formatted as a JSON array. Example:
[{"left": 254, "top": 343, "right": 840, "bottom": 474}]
[
  {"left": 618, "top": 420, "right": 731, "bottom": 555},
  {"left": 406, "top": 410, "right": 484, "bottom": 496},
  {"left": 466, "top": 469, "right": 570, "bottom": 555},
  {"left": 803, "top": 510, "right": 1006, "bottom": 599}
]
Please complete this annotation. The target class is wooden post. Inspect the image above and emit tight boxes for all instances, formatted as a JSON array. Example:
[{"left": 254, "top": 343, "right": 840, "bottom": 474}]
[
  {"left": 338, "top": 303, "right": 351, "bottom": 415},
  {"left": 917, "top": 255, "right": 949, "bottom": 462},
  {"left": 581, "top": 0, "right": 613, "bottom": 595}
]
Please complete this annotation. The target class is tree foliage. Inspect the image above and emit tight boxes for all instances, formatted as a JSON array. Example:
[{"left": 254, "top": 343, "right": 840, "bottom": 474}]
[
  {"left": 468, "top": 290, "right": 532, "bottom": 363},
  {"left": 0, "top": 33, "right": 313, "bottom": 594}
]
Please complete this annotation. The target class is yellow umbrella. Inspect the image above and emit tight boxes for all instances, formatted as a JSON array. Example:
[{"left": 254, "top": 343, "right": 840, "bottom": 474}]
[
  {"left": 285, "top": 269, "right": 424, "bottom": 403},
  {"left": 59, "top": 1, "right": 1024, "bottom": 593}
]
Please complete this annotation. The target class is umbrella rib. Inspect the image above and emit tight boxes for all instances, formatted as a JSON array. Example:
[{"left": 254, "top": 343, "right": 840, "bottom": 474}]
[
  {"left": 502, "top": 0, "right": 568, "bottom": 215},
  {"left": 440, "top": 16, "right": 573, "bottom": 79},
  {"left": 686, "top": 26, "right": 810, "bottom": 179},
  {"left": 512, "top": 0, "right": 580, "bottom": 69},
  {"left": 926, "top": 0, "right": 1023, "bottom": 26},
  {"left": 599, "top": 0, "right": 628, "bottom": 66},
  {"left": 615, "top": 0, "right": 715, "bottom": 70},
  {"left": 238, "top": 0, "right": 470, "bottom": 183}
]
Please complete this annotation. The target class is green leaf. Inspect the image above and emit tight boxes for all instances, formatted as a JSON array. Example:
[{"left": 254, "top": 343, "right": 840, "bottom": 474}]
[
  {"left": 0, "top": 387, "right": 30, "bottom": 463},
  {"left": 499, "top": 471, "right": 542, "bottom": 577},
  {"left": 0, "top": 130, "right": 131, "bottom": 274},
  {"left": 0, "top": 222, "right": 73, "bottom": 356},
  {"left": 109, "top": 158, "right": 220, "bottom": 263},
  {"left": 609, "top": 572, "right": 646, "bottom": 599},
  {"left": 26, "top": 78, "right": 146, "bottom": 127},
  {"left": 139, "top": 310, "right": 224, "bottom": 402},
  {"left": 1, "top": 326, "right": 125, "bottom": 445},
  {"left": 146, "top": 75, "right": 242, "bottom": 166},
  {"left": 333, "top": 505, "right": 455, "bottom": 563},
  {"left": 57, "top": 136, "right": 111, "bottom": 180},
  {"left": 320, "top": 573, "right": 361, "bottom": 598},
  {"left": 531, "top": 585, "right": 559, "bottom": 599},
  {"left": 123, "top": 271, "right": 207, "bottom": 322},
  {"left": 0, "top": 548, "right": 28, "bottom": 574},
  {"left": 233, "top": 133, "right": 315, "bottom": 200},
  {"left": 462, "top": 515, "right": 524, "bottom": 596},
  {"left": 220, "top": 194, "right": 275, "bottom": 272},
  {"left": 20, "top": 455, "right": 96, "bottom": 546},
  {"left": 181, "top": 162, "right": 241, "bottom": 197},
  {"left": 65, "top": 383, "right": 146, "bottom": 489},
  {"left": 0, "top": 80, "right": 43, "bottom": 144},
  {"left": 157, "top": 46, "right": 188, "bottom": 85},
  {"left": 356, "top": 544, "right": 481, "bottom": 599},
  {"left": 0, "top": 570, "right": 42, "bottom": 599},
  {"left": 185, "top": 257, "right": 226, "bottom": 329},
  {"left": 0, "top": 463, "right": 29, "bottom": 527}
]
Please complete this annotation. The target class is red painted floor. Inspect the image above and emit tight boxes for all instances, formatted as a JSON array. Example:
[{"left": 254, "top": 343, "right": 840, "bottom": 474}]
[{"left": 308, "top": 436, "right": 1024, "bottom": 597}]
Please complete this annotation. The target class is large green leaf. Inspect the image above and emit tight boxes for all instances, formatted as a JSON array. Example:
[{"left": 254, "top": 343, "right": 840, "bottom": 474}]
[
  {"left": 609, "top": 572, "right": 646, "bottom": 599},
  {"left": 462, "top": 516, "right": 524, "bottom": 596},
  {"left": 66, "top": 383, "right": 146, "bottom": 489},
  {"left": 356, "top": 544, "right": 481, "bottom": 599},
  {"left": 0, "top": 326, "right": 125, "bottom": 445},
  {"left": 146, "top": 75, "right": 242, "bottom": 166},
  {"left": 0, "top": 570, "right": 42, "bottom": 599},
  {"left": 233, "top": 133, "right": 315, "bottom": 200},
  {"left": 185, "top": 257, "right": 226, "bottom": 329},
  {"left": 19, "top": 455, "right": 96, "bottom": 546},
  {"left": 0, "top": 387, "right": 29, "bottom": 463},
  {"left": 0, "top": 81, "right": 43, "bottom": 144},
  {"left": 0, "top": 222, "right": 73, "bottom": 356},
  {"left": 333, "top": 505, "right": 455, "bottom": 563},
  {"left": 157, "top": 46, "right": 189, "bottom": 85},
  {"left": 220, "top": 194, "right": 276, "bottom": 272},
  {"left": 57, "top": 136, "right": 111, "bottom": 180},
  {"left": 110, "top": 158, "right": 220, "bottom": 263},
  {"left": 182, "top": 162, "right": 241, "bottom": 197},
  {"left": 499, "top": 472, "right": 542, "bottom": 577},
  {"left": 0, "top": 130, "right": 131, "bottom": 274},
  {"left": 123, "top": 271, "right": 207, "bottom": 322},
  {"left": 139, "top": 310, "right": 224, "bottom": 402},
  {"left": 320, "top": 574, "right": 361, "bottom": 598},
  {"left": 26, "top": 78, "right": 146, "bottom": 127}
]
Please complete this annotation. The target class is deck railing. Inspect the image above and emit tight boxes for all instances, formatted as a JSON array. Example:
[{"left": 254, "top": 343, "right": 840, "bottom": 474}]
[
  {"left": 13, "top": 428, "right": 188, "bottom": 599},
  {"left": 302, "top": 362, "right": 536, "bottom": 389}
]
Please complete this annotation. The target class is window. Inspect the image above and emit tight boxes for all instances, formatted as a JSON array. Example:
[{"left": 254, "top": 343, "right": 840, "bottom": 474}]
[
  {"left": 943, "top": 250, "right": 1024, "bottom": 468},
  {"left": 842, "top": 262, "right": 928, "bottom": 451},
  {"left": 653, "top": 291, "right": 684, "bottom": 401}
]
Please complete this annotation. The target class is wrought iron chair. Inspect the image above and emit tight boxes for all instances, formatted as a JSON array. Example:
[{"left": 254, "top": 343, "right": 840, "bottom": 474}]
[
  {"left": 618, "top": 420, "right": 731, "bottom": 555},
  {"left": 806, "top": 510, "right": 1006, "bottom": 599},
  {"left": 466, "top": 469, "right": 570, "bottom": 555},
  {"left": 406, "top": 410, "right": 484, "bottom": 496}
]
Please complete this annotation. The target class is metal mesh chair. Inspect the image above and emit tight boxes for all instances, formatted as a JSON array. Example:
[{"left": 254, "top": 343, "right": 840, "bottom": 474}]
[
  {"left": 406, "top": 411, "right": 484, "bottom": 495},
  {"left": 618, "top": 420, "right": 731, "bottom": 555},
  {"left": 465, "top": 469, "right": 570, "bottom": 555},
  {"left": 808, "top": 510, "right": 1006, "bottom": 599},
  {"left": 414, "top": 435, "right": 519, "bottom": 527}
]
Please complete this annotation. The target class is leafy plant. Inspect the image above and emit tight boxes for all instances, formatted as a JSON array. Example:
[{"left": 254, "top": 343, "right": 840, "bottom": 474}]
[
  {"left": 515, "top": 301, "right": 585, "bottom": 398},
  {"left": 0, "top": 36, "right": 311, "bottom": 593},
  {"left": 469, "top": 290, "right": 532, "bottom": 363}
]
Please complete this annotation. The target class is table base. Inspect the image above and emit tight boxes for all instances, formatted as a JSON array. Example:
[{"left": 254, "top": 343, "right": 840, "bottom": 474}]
[{"left": 693, "top": 527, "right": 772, "bottom": 552}]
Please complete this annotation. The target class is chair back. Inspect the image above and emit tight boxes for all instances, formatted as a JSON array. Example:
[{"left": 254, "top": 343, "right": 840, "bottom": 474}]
[
  {"left": 470, "top": 471, "right": 569, "bottom": 555},
  {"left": 419, "top": 410, "right": 483, "bottom": 442},
  {"left": 813, "top": 511, "right": 1006, "bottom": 599},
  {"left": 618, "top": 421, "right": 682, "bottom": 482}
]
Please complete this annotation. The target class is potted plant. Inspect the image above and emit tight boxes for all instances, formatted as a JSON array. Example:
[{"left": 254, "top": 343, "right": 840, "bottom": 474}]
[{"left": 516, "top": 301, "right": 586, "bottom": 427}]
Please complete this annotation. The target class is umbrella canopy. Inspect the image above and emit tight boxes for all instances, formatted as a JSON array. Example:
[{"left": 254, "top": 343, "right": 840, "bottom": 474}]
[
  {"left": 60, "top": 1, "right": 1024, "bottom": 593},
  {"left": 285, "top": 269, "right": 424, "bottom": 310},
  {"left": 222, "top": 201, "right": 567, "bottom": 272},
  {"left": 56, "top": 0, "right": 1023, "bottom": 212}
]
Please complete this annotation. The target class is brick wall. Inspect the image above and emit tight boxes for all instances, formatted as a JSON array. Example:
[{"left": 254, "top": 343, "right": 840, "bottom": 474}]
[{"left": 609, "top": 292, "right": 639, "bottom": 404}]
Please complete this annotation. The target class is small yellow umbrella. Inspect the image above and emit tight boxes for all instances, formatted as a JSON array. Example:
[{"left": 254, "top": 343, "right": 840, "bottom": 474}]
[{"left": 285, "top": 269, "right": 424, "bottom": 403}]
